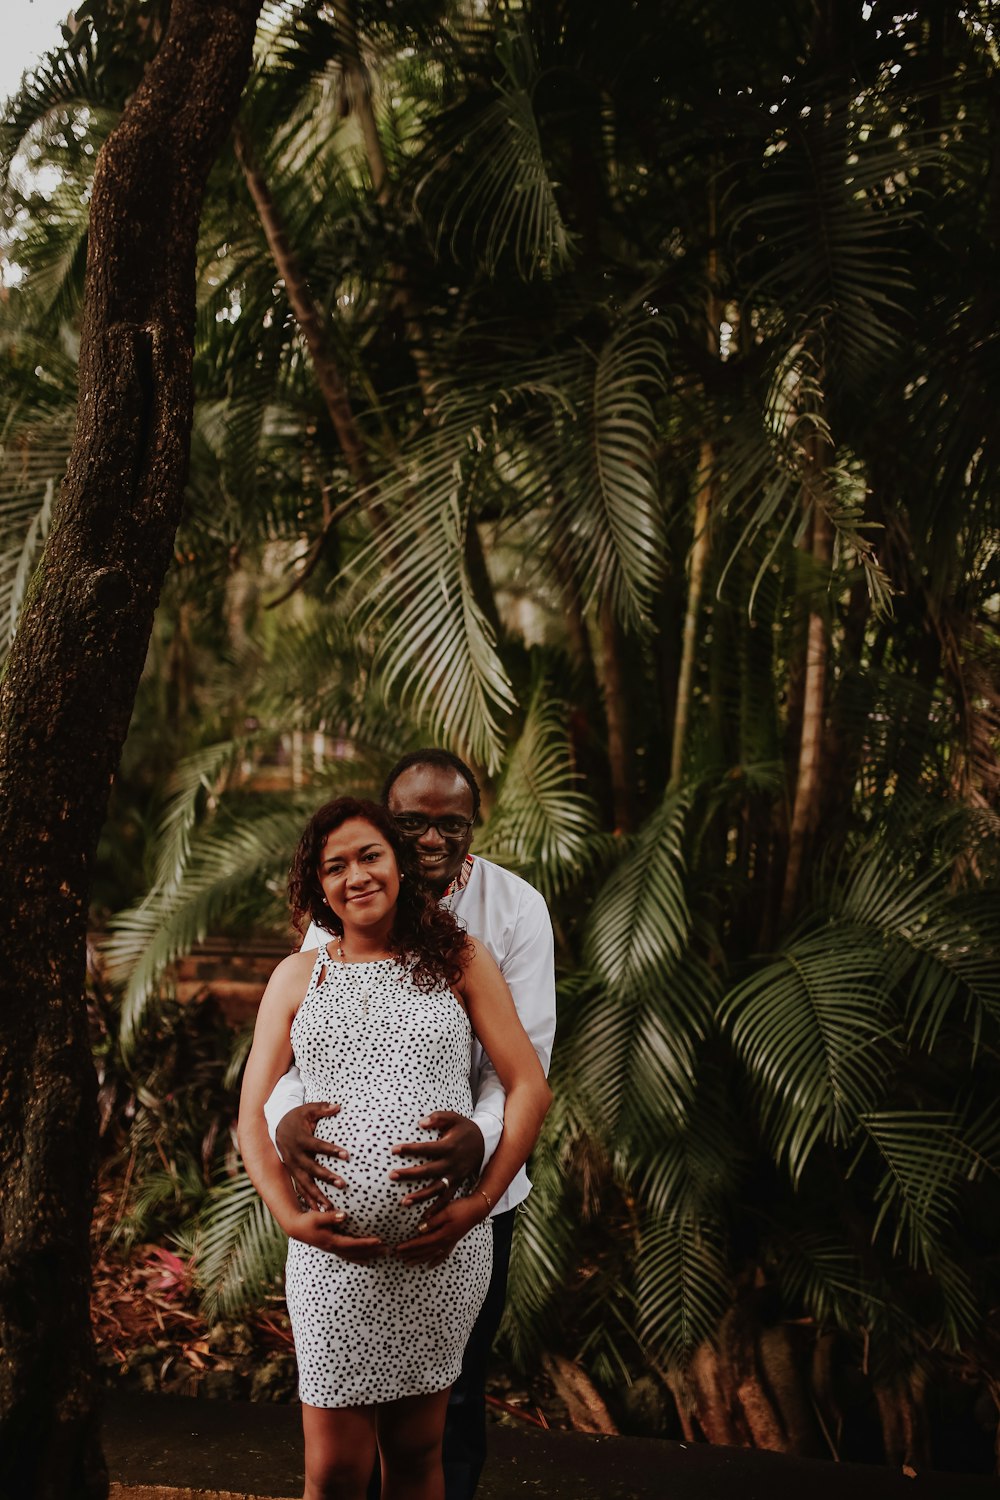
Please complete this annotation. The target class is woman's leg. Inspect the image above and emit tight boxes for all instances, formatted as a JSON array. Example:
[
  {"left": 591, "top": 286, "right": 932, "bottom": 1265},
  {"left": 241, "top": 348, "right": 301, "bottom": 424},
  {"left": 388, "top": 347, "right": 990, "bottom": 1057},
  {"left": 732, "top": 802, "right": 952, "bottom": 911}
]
[
  {"left": 376, "top": 1387, "right": 452, "bottom": 1500},
  {"left": 301, "top": 1402, "right": 378, "bottom": 1500}
]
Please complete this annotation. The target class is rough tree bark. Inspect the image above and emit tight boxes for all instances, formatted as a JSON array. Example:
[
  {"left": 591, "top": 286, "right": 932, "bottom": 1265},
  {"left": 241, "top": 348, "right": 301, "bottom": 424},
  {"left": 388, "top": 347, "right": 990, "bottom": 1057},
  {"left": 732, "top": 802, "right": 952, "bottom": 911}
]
[{"left": 0, "top": 4, "right": 262, "bottom": 1495}]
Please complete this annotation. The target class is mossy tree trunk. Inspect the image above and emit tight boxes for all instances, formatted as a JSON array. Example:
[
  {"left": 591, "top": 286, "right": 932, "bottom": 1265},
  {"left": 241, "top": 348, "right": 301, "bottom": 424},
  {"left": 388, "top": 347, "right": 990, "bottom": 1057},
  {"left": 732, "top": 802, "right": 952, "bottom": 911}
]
[{"left": 0, "top": 3, "right": 261, "bottom": 1495}]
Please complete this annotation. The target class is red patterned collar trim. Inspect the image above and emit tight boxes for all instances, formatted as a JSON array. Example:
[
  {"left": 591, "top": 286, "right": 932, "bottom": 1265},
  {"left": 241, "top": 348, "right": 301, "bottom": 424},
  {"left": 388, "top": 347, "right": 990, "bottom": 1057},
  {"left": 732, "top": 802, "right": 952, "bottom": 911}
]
[{"left": 443, "top": 854, "right": 475, "bottom": 900}]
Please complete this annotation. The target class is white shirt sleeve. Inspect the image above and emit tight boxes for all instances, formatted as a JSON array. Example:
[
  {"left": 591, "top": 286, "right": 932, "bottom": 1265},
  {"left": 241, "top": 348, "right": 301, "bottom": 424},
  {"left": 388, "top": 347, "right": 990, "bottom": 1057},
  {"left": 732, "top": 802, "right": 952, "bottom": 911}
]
[
  {"left": 262, "top": 920, "right": 329, "bottom": 1150},
  {"left": 263, "top": 1064, "right": 307, "bottom": 1152},
  {"left": 471, "top": 887, "right": 556, "bottom": 1172}
]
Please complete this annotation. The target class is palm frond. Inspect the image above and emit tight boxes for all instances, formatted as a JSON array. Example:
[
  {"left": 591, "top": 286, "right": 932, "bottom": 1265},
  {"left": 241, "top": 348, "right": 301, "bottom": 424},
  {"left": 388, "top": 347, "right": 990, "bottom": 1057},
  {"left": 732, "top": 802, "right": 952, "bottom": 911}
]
[
  {"left": 500, "top": 1097, "right": 580, "bottom": 1365},
  {"left": 193, "top": 1168, "right": 287, "bottom": 1320},
  {"left": 147, "top": 738, "right": 257, "bottom": 897},
  {"left": 0, "top": 413, "right": 74, "bottom": 662},
  {"left": 571, "top": 955, "right": 717, "bottom": 1147},
  {"left": 362, "top": 487, "right": 517, "bottom": 773},
  {"left": 105, "top": 806, "right": 306, "bottom": 1044},
  {"left": 637, "top": 1072, "right": 742, "bottom": 1224},
  {"left": 770, "top": 1229, "right": 878, "bottom": 1330},
  {"left": 731, "top": 95, "right": 930, "bottom": 377},
  {"left": 636, "top": 1211, "right": 731, "bottom": 1368},
  {"left": 1, "top": 25, "right": 104, "bottom": 171},
  {"left": 479, "top": 681, "right": 602, "bottom": 897},
  {"left": 415, "top": 25, "right": 575, "bottom": 277},
  {"left": 555, "top": 325, "right": 669, "bottom": 627},
  {"left": 834, "top": 844, "right": 1000, "bottom": 1050},
  {"left": 719, "top": 926, "right": 896, "bottom": 1182},
  {"left": 858, "top": 1109, "right": 991, "bottom": 1342},
  {"left": 860, "top": 1107, "right": 1000, "bottom": 1262},
  {"left": 585, "top": 786, "right": 692, "bottom": 999}
]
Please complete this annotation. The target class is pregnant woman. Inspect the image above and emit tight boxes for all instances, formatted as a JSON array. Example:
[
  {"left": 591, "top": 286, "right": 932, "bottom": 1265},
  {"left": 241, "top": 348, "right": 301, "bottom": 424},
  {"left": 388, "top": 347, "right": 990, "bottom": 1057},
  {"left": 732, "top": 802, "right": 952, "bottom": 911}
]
[{"left": 238, "top": 797, "right": 551, "bottom": 1500}]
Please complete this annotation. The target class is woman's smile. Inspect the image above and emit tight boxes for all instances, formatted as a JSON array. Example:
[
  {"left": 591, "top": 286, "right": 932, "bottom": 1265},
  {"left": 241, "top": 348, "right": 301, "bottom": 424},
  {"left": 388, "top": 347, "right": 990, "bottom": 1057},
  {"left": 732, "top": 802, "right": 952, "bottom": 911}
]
[{"left": 318, "top": 818, "right": 402, "bottom": 937}]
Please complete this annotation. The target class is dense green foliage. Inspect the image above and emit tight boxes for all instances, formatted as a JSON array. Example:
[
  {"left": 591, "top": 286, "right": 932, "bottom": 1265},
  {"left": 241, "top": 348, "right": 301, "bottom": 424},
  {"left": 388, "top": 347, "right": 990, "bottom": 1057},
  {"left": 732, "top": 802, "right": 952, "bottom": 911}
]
[{"left": 3, "top": 0, "right": 999, "bottom": 1462}]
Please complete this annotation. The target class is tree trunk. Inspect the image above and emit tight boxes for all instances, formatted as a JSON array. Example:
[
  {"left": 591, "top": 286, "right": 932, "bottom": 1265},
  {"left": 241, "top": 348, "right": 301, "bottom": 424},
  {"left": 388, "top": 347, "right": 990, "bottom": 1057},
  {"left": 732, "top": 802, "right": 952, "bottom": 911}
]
[
  {"left": 338, "top": 0, "right": 440, "bottom": 404},
  {"left": 670, "top": 436, "right": 715, "bottom": 784},
  {"left": 780, "top": 493, "right": 834, "bottom": 926},
  {"left": 232, "top": 126, "right": 392, "bottom": 545},
  {"left": 874, "top": 1373, "right": 930, "bottom": 1469},
  {"left": 599, "top": 596, "right": 634, "bottom": 832},
  {"left": 670, "top": 184, "right": 720, "bottom": 785},
  {"left": 0, "top": 4, "right": 261, "bottom": 1494}
]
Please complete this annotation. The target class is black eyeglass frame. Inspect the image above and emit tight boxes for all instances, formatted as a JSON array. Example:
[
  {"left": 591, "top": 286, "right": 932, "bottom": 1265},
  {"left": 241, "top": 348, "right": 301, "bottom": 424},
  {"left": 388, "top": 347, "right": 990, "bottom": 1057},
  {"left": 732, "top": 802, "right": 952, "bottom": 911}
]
[{"left": 390, "top": 813, "right": 475, "bottom": 839}]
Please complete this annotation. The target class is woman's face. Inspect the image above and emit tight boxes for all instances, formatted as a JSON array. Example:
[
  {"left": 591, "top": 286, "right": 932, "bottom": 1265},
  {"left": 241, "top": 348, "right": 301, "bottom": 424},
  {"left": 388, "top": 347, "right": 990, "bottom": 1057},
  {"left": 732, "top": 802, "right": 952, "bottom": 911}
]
[{"left": 317, "top": 817, "right": 401, "bottom": 935}]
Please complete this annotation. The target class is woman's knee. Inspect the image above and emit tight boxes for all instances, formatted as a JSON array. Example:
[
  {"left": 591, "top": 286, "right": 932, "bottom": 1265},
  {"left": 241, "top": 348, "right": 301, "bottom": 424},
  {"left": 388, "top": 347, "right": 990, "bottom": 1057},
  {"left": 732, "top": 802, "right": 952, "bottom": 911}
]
[
  {"left": 378, "top": 1423, "right": 442, "bottom": 1473},
  {"left": 304, "top": 1452, "right": 371, "bottom": 1500},
  {"left": 302, "top": 1405, "right": 375, "bottom": 1500}
]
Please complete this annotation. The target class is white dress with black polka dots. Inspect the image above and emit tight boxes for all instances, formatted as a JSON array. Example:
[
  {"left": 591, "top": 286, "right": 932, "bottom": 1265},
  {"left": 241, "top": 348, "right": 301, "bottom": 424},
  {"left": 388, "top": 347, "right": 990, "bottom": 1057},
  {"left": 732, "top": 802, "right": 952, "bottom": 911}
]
[{"left": 285, "top": 948, "right": 493, "bottom": 1408}]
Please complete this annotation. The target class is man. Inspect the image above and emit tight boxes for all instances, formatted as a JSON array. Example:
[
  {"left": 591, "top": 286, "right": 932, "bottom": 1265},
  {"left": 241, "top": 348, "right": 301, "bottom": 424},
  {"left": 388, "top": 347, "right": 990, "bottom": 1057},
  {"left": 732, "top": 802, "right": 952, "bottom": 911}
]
[{"left": 263, "top": 748, "right": 556, "bottom": 1500}]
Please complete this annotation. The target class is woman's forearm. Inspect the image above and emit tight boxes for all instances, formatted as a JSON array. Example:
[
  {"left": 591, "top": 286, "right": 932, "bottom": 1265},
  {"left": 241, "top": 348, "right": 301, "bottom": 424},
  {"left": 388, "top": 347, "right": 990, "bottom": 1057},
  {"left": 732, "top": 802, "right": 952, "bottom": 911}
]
[
  {"left": 474, "top": 1078, "right": 551, "bottom": 1208},
  {"left": 238, "top": 1113, "right": 301, "bottom": 1233}
]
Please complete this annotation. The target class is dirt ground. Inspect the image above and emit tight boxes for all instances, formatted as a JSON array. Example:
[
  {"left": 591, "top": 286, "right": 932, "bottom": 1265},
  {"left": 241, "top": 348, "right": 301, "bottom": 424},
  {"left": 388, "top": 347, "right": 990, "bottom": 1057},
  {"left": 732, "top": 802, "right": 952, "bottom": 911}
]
[{"left": 104, "top": 1391, "right": 1000, "bottom": 1500}]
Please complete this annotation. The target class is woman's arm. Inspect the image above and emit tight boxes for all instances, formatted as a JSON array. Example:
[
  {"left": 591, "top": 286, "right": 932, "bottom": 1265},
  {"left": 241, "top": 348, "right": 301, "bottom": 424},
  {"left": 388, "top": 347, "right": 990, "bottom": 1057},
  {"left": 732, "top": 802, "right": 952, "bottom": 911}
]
[
  {"left": 396, "top": 944, "right": 552, "bottom": 1265},
  {"left": 238, "top": 953, "right": 383, "bottom": 1263}
]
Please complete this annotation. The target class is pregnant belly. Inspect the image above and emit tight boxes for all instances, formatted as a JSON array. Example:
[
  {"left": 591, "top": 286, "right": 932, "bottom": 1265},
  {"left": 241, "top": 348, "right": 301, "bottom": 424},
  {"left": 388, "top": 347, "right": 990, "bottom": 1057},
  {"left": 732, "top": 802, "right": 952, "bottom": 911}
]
[{"left": 311, "top": 1100, "right": 459, "bottom": 1245}]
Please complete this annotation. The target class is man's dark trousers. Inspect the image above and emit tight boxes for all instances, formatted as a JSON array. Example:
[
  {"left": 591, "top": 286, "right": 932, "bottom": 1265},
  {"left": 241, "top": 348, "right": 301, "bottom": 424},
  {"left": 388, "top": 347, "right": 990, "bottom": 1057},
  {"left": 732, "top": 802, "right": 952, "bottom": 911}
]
[{"left": 367, "top": 1207, "right": 517, "bottom": 1500}]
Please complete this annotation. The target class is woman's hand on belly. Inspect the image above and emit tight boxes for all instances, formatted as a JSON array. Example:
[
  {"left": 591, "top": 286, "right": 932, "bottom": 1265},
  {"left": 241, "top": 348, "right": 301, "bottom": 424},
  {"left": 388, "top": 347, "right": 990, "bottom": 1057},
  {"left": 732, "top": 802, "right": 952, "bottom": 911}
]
[
  {"left": 395, "top": 1195, "right": 488, "bottom": 1268},
  {"left": 284, "top": 1207, "right": 385, "bottom": 1263}
]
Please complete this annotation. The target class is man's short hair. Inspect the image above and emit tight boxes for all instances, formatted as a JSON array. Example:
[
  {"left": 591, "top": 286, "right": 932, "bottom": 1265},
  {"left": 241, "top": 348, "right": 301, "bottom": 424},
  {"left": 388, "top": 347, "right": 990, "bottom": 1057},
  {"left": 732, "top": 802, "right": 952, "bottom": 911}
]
[{"left": 382, "top": 749, "right": 481, "bottom": 820}]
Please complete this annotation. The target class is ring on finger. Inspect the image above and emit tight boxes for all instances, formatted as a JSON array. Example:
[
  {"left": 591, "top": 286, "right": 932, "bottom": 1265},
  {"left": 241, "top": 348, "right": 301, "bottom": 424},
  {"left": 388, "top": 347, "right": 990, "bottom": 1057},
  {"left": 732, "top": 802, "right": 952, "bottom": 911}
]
[{"left": 440, "top": 1175, "right": 450, "bottom": 1190}]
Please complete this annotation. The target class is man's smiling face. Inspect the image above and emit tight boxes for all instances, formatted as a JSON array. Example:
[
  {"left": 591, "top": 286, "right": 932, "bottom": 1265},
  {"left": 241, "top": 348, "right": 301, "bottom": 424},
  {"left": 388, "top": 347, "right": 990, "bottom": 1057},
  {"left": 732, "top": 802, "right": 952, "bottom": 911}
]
[{"left": 385, "top": 764, "right": 475, "bottom": 897}]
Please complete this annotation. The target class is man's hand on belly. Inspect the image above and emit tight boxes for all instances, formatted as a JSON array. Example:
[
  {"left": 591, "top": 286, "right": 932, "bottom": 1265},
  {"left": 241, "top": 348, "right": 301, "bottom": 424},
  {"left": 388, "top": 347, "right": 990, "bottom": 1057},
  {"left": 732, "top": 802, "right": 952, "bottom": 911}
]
[
  {"left": 389, "top": 1112, "right": 485, "bottom": 1211},
  {"left": 276, "top": 1102, "right": 350, "bottom": 1212}
]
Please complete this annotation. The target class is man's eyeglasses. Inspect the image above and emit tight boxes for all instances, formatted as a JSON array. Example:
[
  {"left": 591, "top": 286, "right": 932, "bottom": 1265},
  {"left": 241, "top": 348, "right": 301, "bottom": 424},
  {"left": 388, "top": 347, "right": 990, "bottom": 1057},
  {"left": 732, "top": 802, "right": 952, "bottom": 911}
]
[{"left": 393, "top": 814, "right": 474, "bottom": 839}]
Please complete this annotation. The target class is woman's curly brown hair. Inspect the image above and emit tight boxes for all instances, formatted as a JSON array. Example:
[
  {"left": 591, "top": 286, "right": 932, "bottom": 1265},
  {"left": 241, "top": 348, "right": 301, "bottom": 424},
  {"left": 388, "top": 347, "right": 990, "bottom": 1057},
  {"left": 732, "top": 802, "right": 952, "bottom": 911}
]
[{"left": 287, "top": 797, "right": 471, "bottom": 993}]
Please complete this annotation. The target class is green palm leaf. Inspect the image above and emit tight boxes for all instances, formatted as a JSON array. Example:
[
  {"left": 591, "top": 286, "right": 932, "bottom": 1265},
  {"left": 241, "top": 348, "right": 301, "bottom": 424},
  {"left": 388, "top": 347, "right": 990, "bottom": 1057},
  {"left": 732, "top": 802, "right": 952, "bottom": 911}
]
[
  {"left": 585, "top": 786, "right": 692, "bottom": 999},
  {"left": 105, "top": 806, "right": 306, "bottom": 1043},
  {"left": 480, "top": 681, "right": 602, "bottom": 896},
  {"left": 637, "top": 1071, "right": 741, "bottom": 1224},
  {"left": 770, "top": 1230, "right": 878, "bottom": 1330},
  {"left": 415, "top": 26, "right": 575, "bottom": 277},
  {"left": 571, "top": 956, "right": 716, "bottom": 1146},
  {"left": 860, "top": 1108, "right": 1000, "bottom": 1263},
  {"left": 636, "top": 1212, "right": 730, "bottom": 1367},
  {"left": 500, "top": 1097, "right": 580, "bottom": 1364},
  {"left": 857, "top": 1108, "right": 995, "bottom": 1341},
  {"left": 720, "top": 927, "right": 896, "bottom": 1182},
  {"left": 362, "top": 487, "right": 517, "bottom": 773},
  {"left": 0, "top": 411, "right": 74, "bottom": 662},
  {"left": 835, "top": 845, "right": 1000, "bottom": 1049},
  {"left": 557, "top": 326, "right": 668, "bottom": 627},
  {"left": 193, "top": 1168, "right": 287, "bottom": 1320},
  {"left": 732, "top": 99, "right": 930, "bottom": 377}
]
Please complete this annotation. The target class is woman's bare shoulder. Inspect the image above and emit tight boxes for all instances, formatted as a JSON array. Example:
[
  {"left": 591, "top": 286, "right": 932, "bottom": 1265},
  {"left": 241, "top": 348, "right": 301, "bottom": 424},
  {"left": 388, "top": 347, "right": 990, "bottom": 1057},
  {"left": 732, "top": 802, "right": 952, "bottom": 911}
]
[
  {"left": 457, "top": 937, "right": 503, "bottom": 989},
  {"left": 263, "top": 947, "right": 320, "bottom": 1005}
]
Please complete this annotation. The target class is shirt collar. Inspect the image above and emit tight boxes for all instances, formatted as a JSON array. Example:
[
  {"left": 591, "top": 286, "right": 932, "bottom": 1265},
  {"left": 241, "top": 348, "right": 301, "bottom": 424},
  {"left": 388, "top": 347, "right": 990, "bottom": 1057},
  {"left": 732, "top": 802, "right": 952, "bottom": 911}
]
[{"left": 442, "top": 854, "right": 475, "bottom": 901}]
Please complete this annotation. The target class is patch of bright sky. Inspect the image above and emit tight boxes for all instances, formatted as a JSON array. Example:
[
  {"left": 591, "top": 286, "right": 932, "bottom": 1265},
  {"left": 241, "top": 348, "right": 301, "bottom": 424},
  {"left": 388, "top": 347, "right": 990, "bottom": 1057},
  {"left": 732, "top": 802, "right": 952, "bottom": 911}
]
[
  {"left": 1, "top": 4, "right": 82, "bottom": 286},
  {"left": 1, "top": 0, "right": 77, "bottom": 111}
]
